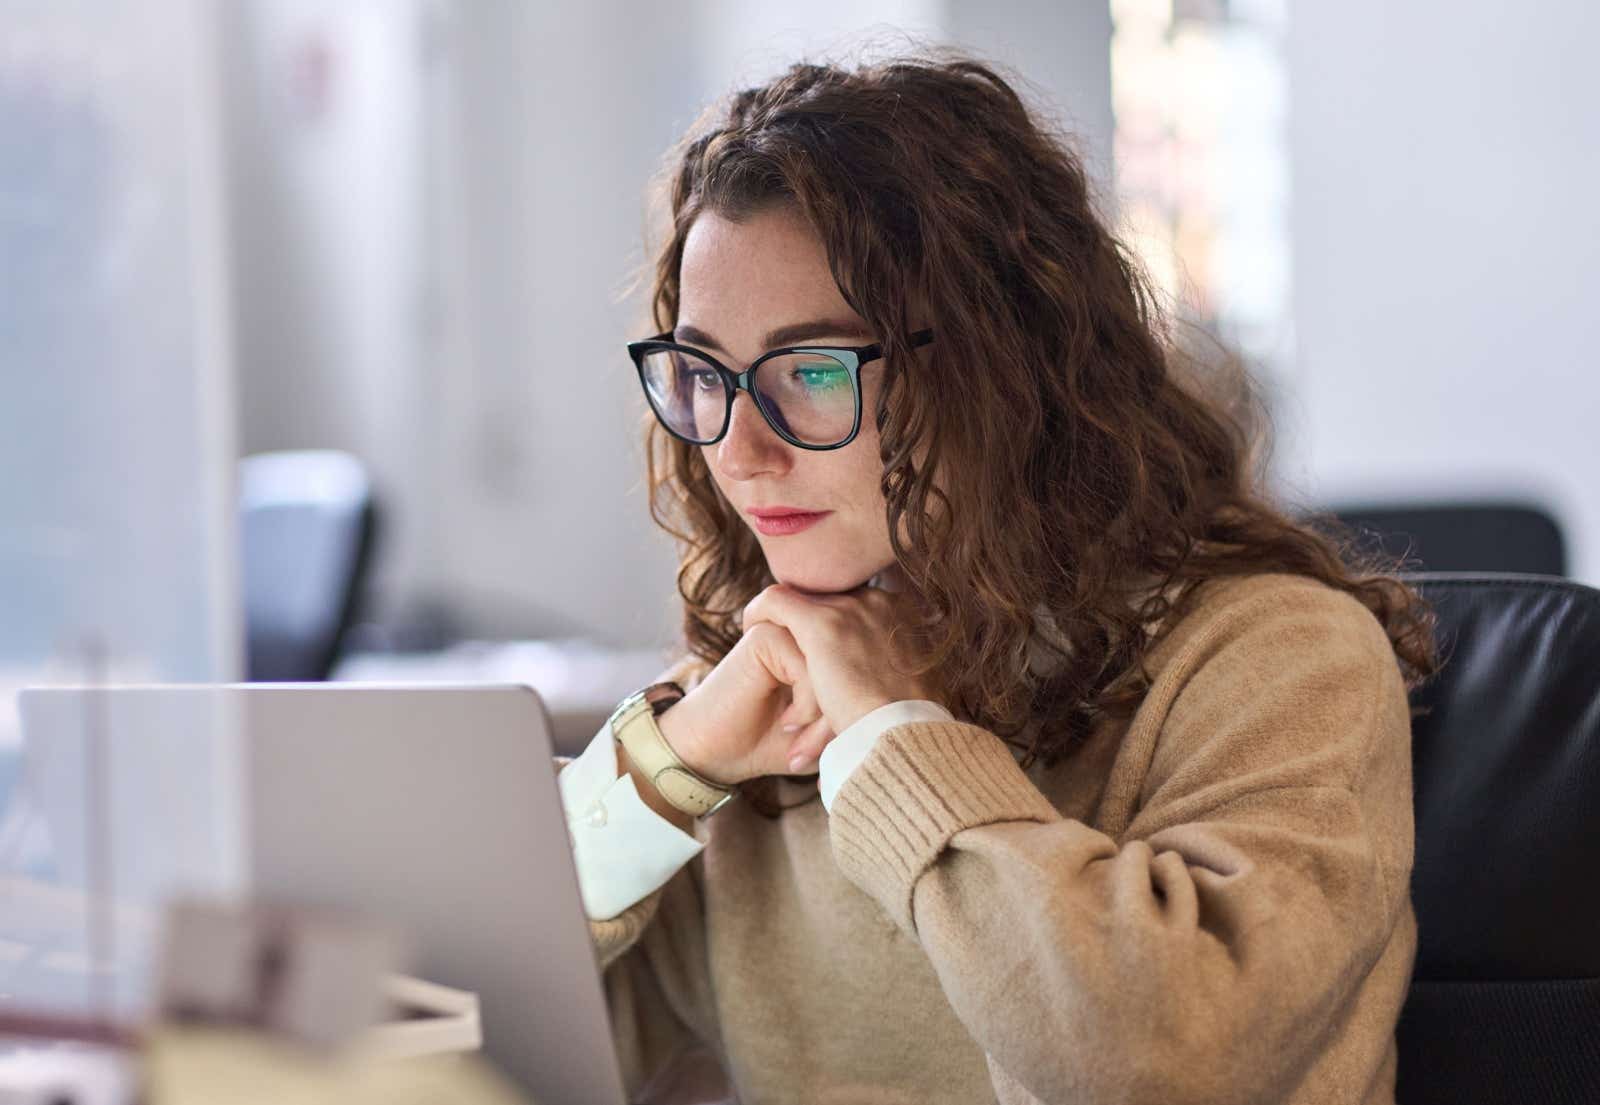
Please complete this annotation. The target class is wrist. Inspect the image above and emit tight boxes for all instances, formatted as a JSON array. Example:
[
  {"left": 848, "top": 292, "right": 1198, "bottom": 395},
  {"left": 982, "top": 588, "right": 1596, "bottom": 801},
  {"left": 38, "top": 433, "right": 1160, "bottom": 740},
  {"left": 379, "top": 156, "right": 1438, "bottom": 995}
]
[
  {"left": 654, "top": 698, "right": 727, "bottom": 785},
  {"left": 609, "top": 686, "right": 740, "bottom": 821},
  {"left": 618, "top": 740, "right": 695, "bottom": 835}
]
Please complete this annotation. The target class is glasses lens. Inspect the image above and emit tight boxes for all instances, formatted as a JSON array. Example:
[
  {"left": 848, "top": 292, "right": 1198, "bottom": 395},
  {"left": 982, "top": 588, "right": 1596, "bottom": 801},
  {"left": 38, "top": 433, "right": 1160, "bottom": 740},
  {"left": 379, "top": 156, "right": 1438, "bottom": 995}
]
[
  {"left": 639, "top": 347, "right": 728, "bottom": 442},
  {"left": 753, "top": 352, "right": 857, "bottom": 446}
]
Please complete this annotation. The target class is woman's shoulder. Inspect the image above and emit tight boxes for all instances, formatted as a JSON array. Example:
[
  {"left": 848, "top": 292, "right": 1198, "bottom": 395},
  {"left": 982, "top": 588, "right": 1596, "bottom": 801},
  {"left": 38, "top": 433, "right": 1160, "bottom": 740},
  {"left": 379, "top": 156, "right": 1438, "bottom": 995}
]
[
  {"left": 1143, "top": 570, "right": 1395, "bottom": 679},
  {"left": 1191, "top": 570, "right": 1386, "bottom": 631}
]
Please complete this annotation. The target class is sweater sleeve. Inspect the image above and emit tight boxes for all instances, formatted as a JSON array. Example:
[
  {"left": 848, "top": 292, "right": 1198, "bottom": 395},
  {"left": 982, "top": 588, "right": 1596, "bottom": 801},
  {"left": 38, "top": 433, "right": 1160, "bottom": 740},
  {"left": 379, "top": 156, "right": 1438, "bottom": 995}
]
[
  {"left": 562, "top": 697, "right": 953, "bottom": 921},
  {"left": 817, "top": 698, "right": 955, "bottom": 810},
  {"left": 825, "top": 581, "right": 1416, "bottom": 1105}
]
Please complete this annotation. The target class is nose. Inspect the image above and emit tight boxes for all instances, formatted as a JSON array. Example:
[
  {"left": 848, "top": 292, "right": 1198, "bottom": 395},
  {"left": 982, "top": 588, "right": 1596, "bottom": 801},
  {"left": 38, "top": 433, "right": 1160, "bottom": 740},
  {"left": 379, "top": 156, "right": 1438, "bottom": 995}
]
[{"left": 713, "top": 391, "right": 792, "bottom": 481}]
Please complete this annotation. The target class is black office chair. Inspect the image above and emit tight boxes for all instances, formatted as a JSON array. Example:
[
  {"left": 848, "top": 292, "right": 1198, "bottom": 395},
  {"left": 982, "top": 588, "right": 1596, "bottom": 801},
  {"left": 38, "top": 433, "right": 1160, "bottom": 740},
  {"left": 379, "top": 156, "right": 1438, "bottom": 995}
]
[
  {"left": 1396, "top": 572, "right": 1600, "bottom": 1103},
  {"left": 240, "top": 449, "right": 378, "bottom": 681},
  {"left": 1311, "top": 501, "right": 1567, "bottom": 576}
]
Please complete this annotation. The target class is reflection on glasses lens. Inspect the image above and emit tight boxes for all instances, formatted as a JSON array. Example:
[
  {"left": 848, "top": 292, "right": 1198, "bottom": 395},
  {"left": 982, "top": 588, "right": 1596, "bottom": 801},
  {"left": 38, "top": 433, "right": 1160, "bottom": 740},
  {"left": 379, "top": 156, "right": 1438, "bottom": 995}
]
[
  {"left": 753, "top": 352, "right": 856, "bottom": 445},
  {"left": 638, "top": 347, "right": 859, "bottom": 447}
]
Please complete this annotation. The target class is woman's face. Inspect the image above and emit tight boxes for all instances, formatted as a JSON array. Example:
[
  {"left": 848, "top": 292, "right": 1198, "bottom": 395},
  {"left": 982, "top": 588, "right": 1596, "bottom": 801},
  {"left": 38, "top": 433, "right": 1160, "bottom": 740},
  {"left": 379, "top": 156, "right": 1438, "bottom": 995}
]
[{"left": 676, "top": 205, "right": 898, "bottom": 594}]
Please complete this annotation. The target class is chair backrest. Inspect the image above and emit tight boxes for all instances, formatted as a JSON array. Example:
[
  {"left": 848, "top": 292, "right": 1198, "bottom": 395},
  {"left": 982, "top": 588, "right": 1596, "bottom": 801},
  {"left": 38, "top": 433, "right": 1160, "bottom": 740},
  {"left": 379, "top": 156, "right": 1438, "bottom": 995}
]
[
  {"left": 1318, "top": 501, "right": 1567, "bottom": 576},
  {"left": 240, "top": 450, "right": 377, "bottom": 681},
  {"left": 1396, "top": 572, "right": 1600, "bottom": 1103}
]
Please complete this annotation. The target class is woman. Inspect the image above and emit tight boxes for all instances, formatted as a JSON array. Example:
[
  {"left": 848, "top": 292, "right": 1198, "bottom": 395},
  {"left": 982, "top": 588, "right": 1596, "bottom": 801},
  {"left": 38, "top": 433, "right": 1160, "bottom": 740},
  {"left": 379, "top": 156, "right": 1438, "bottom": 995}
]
[{"left": 556, "top": 49, "right": 1439, "bottom": 1105}]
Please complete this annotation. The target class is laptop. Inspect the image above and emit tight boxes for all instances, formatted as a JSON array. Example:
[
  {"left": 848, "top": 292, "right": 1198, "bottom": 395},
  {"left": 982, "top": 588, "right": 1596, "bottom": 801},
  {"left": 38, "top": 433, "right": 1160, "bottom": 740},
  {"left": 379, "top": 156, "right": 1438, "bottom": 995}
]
[{"left": 13, "top": 683, "right": 628, "bottom": 1103}]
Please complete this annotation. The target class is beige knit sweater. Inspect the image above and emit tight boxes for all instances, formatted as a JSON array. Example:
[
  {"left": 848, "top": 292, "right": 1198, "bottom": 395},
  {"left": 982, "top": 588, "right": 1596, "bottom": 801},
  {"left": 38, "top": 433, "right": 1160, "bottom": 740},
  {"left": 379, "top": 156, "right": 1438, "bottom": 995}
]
[{"left": 560, "top": 571, "right": 1418, "bottom": 1105}]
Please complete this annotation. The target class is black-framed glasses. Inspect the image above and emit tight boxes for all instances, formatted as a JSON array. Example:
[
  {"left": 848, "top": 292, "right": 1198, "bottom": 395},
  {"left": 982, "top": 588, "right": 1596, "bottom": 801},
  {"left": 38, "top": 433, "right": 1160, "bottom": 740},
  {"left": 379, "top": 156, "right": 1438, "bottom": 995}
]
[{"left": 627, "top": 328, "right": 935, "bottom": 451}]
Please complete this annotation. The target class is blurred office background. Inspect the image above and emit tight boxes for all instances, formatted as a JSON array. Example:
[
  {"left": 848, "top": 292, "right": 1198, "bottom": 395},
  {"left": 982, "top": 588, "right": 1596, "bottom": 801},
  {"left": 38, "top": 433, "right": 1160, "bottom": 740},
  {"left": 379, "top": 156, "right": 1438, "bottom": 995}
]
[{"left": 5, "top": 0, "right": 1598, "bottom": 729}]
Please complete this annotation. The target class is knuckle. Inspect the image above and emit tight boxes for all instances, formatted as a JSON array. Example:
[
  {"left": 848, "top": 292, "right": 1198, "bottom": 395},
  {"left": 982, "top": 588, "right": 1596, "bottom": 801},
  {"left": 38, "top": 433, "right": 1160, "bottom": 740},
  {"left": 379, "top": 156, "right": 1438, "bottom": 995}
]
[
  {"left": 815, "top": 604, "right": 846, "bottom": 628},
  {"left": 745, "top": 620, "right": 780, "bottom": 644}
]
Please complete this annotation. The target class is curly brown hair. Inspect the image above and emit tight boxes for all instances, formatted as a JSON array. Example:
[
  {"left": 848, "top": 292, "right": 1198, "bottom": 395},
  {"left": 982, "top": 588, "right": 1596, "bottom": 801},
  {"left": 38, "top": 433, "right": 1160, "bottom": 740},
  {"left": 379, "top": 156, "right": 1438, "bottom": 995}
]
[{"left": 635, "top": 48, "right": 1441, "bottom": 816}]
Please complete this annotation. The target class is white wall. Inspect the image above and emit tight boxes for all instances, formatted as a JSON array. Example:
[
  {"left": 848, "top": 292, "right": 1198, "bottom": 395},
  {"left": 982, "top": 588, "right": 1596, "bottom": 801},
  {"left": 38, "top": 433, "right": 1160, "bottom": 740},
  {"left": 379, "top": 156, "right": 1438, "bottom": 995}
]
[
  {"left": 423, "top": 1, "right": 696, "bottom": 648},
  {"left": 1285, "top": 0, "right": 1600, "bottom": 583},
  {"left": 944, "top": 0, "right": 1114, "bottom": 194}
]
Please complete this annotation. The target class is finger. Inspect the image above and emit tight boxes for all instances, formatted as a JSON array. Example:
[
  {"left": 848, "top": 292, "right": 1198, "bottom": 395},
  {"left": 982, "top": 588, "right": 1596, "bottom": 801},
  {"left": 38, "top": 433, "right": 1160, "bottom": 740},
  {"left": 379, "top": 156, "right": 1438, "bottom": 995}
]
[
  {"left": 738, "top": 583, "right": 787, "bottom": 631},
  {"left": 744, "top": 620, "right": 808, "bottom": 689},
  {"left": 740, "top": 584, "right": 780, "bottom": 631},
  {"left": 781, "top": 669, "right": 820, "bottom": 719},
  {"left": 743, "top": 584, "right": 824, "bottom": 650},
  {"left": 785, "top": 715, "right": 835, "bottom": 774}
]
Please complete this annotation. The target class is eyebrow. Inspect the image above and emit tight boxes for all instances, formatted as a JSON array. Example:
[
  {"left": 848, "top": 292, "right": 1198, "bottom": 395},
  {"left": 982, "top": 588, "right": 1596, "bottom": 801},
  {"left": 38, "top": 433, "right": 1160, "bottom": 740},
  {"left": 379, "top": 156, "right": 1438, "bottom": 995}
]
[{"left": 673, "top": 318, "right": 875, "bottom": 353}]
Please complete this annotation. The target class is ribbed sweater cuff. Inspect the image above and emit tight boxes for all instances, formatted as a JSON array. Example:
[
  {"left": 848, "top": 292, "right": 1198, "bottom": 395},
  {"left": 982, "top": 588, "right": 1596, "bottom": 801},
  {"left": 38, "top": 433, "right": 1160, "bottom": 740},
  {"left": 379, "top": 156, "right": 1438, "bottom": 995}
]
[
  {"left": 589, "top": 884, "right": 665, "bottom": 971},
  {"left": 827, "top": 720, "right": 1060, "bottom": 937}
]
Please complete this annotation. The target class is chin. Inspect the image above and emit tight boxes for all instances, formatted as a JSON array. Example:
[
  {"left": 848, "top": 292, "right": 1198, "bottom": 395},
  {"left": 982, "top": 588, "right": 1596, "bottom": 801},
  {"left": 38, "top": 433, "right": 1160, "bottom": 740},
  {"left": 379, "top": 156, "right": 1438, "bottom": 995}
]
[{"left": 766, "top": 553, "right": 876, "bottom": 595}]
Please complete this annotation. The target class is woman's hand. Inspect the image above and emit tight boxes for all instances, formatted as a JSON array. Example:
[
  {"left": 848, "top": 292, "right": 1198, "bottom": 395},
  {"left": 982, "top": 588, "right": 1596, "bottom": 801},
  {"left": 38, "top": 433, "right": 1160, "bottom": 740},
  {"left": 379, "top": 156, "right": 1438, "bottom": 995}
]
[
  {"left": 739, "top": 581, "right": 944, "bottom": 772},
  {"left": 653, "top": 619, "right": 834, "bottom": 786}
]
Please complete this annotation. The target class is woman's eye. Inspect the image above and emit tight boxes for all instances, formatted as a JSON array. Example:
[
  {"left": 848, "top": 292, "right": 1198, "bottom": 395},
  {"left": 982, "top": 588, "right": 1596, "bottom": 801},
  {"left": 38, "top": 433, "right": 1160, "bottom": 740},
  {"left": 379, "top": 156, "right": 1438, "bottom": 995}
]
[{"left": 688, "top": 369, "right": 720, "bottom": 392}]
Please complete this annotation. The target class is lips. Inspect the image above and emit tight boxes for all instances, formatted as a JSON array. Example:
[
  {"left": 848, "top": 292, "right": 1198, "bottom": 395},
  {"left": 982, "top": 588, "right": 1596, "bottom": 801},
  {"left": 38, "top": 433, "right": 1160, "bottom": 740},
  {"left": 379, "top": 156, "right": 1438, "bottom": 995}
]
[
  {"left": 747, "top": 507, "right": 821, "bottom": 519},
  {"left": 747, "top": 508, "right": 831, "bottom": 536}
]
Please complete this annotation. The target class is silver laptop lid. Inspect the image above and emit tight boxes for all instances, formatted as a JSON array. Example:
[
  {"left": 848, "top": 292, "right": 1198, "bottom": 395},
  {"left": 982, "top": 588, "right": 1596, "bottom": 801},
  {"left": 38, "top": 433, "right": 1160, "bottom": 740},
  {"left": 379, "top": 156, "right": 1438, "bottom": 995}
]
[{"left": 15, "top": 682, "right": 626, "bottom": 1103}]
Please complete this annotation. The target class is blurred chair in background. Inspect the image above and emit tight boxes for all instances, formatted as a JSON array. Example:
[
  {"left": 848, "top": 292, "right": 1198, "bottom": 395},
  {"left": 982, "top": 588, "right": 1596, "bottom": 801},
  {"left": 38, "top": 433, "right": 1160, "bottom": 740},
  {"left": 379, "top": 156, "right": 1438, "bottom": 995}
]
[
  {"left": 240, "top": 450, "right": 377, "bottom": 682},
  {"left": 1396, "top": 572, "right": 1599, "bottom": 1103},
  {"left": 1309, "top": 501, "right": 1567, "bottom": 577}
]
